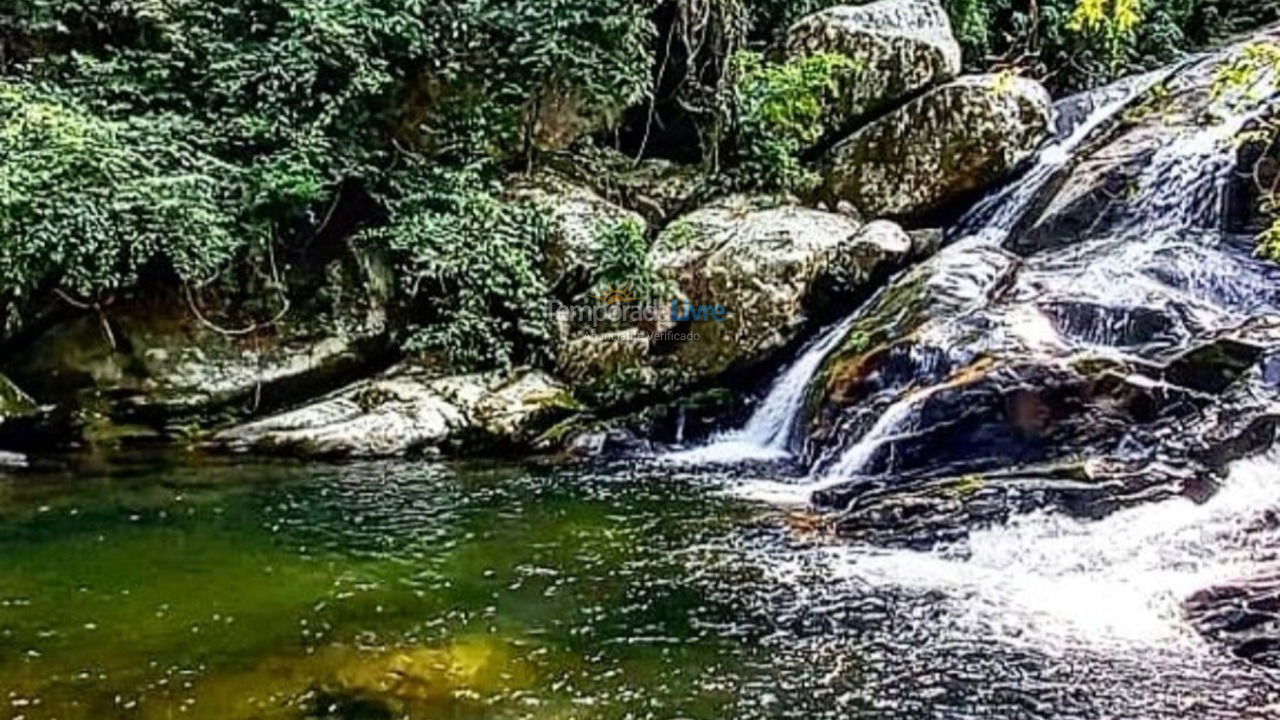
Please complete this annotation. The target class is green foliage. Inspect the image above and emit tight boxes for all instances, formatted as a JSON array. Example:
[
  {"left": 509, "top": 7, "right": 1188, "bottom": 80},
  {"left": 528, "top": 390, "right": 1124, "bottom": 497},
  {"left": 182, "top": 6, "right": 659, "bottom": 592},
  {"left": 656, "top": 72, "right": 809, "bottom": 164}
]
[
  {"left": 593, "top": 217, "right": 665, "bottom": 301},
  {"left": 0, "top": 80, "right": 251, "bottom": 299},
  {"left": 2, "top": 0, "right": 654, "bottom": 370},
  {"left": 744, "top": 0, "right": 1277, "bottom": 94},
  {"left": 365, "top": 164, "right": 554, "bottom": 371},
  {"left": 415, "top": 0, "right": 654, "bottom": 159},
  {"left": 1214, "top": 41, "right": 1280, "bottom": 261},
  {"left": 730, "top": 51, "right": 857, "bottom": 192}
]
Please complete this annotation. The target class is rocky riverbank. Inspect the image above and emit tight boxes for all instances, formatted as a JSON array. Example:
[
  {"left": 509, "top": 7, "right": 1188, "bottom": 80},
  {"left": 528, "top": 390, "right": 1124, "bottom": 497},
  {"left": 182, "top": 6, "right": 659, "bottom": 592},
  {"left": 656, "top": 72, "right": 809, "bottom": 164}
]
[{"left": 0, "top": 0, "right": 1062, "bottom": 460}]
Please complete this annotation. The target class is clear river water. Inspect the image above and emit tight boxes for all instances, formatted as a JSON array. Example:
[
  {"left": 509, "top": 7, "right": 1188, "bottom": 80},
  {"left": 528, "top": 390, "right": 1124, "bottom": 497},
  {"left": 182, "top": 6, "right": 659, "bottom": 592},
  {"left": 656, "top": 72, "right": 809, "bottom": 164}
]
[{"left": 2, "top": 455, "right": 1279, "bottom": 719}]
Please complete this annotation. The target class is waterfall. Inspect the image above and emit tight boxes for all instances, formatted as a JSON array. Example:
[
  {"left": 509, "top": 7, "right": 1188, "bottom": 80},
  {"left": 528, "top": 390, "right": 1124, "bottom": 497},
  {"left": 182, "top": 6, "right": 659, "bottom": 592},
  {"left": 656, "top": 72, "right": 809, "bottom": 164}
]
[
  {"left": 670, "top": 52, "right": 1280, "bottom": 501},
  {"left": 665, "top": 314, "right": 858, "bottom": 464},
  {"left": 817, "top": 381, "right": 951, "bottom": 479},
  {"left": 811, "top": 64, "right": 1280, "bottom": 484},
  {"left": 951, "top": 72, "right": 1163, "bottom": 244}
]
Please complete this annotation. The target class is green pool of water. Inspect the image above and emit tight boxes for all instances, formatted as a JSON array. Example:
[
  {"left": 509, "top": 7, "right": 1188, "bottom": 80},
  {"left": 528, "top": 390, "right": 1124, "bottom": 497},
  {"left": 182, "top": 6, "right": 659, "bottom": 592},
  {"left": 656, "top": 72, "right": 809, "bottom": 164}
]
[
  {"left": 0, "top": 458, "right": 809, "bottom": 720},
  {"left": 9, "top": 456, "right": 1276, "bottom": 720}
]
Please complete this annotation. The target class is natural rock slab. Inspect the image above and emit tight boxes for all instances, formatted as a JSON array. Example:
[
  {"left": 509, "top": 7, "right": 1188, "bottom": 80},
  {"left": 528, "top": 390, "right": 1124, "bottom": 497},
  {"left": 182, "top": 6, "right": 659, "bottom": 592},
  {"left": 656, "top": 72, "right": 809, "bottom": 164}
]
[
  {"left": 821, "top": 74, "right": 1053, "bottom": 222},
  {"left": 214, "top": 366, "right": 577, "bottom": 458},
  {"left": 4, "top": 247, "right": 392, "bottom": 440}
]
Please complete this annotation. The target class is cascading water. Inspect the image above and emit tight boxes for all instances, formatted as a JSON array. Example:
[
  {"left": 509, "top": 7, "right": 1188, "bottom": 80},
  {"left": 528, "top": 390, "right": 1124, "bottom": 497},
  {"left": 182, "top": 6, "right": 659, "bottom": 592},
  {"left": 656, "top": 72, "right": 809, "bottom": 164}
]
[
  {"left": 673, "top": 41, "right": 1280, "bottom": 716},
  {"left": 951, "top": 70, "right": 1165, "bottom": 244},
  {"left": 671, "top": 79, "right": 1156, "bottom": 476},
  {"left": 797, "top": 448, "right": 1280, "bottom": 649},
  {"left": 810, "top": 60, "right": 1280, "bottom": 483},
  {"left": 665, "top": 314, "right": 859, "bottom": 464}
]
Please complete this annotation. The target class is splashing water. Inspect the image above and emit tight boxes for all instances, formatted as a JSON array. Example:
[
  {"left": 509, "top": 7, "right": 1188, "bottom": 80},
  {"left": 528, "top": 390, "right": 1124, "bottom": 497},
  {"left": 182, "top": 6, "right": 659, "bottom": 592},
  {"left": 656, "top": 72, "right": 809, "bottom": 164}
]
[
  {"left": 802, "top": 450, "right": 1280, "bottom": 650},
  {"left": 666, "top": 315, "right": 858, "bottom": 465},
  {"left": 953, "top": 72, "right": 1163, "bottom": 244}
]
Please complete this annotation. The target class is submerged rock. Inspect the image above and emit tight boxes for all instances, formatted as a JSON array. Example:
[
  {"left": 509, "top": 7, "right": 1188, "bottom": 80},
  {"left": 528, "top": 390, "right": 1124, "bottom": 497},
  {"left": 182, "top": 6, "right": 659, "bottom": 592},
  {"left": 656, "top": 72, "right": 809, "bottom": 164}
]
[
  {"left": 785, "top": 0, "right": 961, "bottom": 133},
  {"left": 214, "top": 365, "right": 577, "bottom": 458},
  {"left": 1186, "top": 571, "right": 1280, "bottom": 670},
  {"left": 821, "top": 73, "right": 1053, "bottom": 222},
  {"left": 319, "top": 637, "right": 534, "bottom": 713}
]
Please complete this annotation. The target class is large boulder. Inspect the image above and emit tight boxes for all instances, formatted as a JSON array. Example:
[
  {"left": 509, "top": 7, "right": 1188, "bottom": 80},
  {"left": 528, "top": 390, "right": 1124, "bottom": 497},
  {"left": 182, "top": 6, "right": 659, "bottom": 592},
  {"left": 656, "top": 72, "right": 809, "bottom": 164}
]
[
  {"left": 508, "top": 172, "right": 650, "bottom": 298},
  {"left": 820, "top": 73, "right": 1053, "bottom": 222},
  {"left": 785, "top": 0, "right": 961, "bottom": 132},
  {"left": 213, "top": 366, "right": 578, "bottom": 458},
  {"left": 552, "top": 196, "right": 915, "bottom": 408},
  {"left": 542, "top": 146, "right": 708, "bottom": 225},
  {"left": 651, "top": 198, "right": 913, "bottom": 384}
]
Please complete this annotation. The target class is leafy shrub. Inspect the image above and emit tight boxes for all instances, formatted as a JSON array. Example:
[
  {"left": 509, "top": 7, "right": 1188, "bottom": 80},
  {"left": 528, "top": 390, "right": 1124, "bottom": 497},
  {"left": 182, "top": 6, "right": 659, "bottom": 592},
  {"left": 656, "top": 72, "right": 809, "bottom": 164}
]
[
  {"left": 2, "top": 0, "right": 654, "bottom": 370},
  {"left": 0, "top": 81, "right": 251, "bottom": 300},
  {"left": 1214, "top": 42, "right": 1280, "bottom": 260},
  {"left": 413, "top": 0, "right": 654, "bottom": 159},
  {"left": 365, "top": 164, "right": 555, "bottom": 371},
  {"left": 730, "top": 51, "right": 857, "bottom": 192},
  {"left": 592, "top": 217, "right": 666, "bottom": 301}
]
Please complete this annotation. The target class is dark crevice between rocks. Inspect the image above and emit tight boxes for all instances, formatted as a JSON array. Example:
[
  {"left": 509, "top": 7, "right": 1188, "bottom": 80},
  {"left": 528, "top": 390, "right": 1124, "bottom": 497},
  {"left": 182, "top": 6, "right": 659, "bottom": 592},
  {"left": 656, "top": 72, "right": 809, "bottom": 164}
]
[{"left": 610, "top": 0, "right": 723, "bottom": 165}]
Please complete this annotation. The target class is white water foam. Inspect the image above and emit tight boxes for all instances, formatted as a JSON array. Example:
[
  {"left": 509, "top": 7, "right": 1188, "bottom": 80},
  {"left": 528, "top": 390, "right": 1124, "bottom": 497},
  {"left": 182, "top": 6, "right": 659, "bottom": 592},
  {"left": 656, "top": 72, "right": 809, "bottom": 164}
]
[
  {"left": 954, "top": 73, "right": 1162, "bottom": 243},
  {"left": 666, "top": 315, "right": 858, "bottom": 465},
  {"left": 807, "top": 451, "right": 1280, "bottom": 650}
]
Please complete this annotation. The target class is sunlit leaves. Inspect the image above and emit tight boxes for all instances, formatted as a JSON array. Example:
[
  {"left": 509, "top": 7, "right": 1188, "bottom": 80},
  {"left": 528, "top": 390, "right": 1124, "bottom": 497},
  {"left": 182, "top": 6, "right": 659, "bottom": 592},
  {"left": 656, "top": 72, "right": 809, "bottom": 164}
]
[{"left": 730, "top": 50, "right": 856, "bottom": 192}]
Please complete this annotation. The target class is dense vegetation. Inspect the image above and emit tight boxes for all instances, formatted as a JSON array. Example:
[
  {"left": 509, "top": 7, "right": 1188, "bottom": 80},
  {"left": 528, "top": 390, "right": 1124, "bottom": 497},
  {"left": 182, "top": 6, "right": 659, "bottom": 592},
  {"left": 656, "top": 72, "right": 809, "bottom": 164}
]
[{"left": 1, "top": 0, "right": 1276, "bottom": 369}]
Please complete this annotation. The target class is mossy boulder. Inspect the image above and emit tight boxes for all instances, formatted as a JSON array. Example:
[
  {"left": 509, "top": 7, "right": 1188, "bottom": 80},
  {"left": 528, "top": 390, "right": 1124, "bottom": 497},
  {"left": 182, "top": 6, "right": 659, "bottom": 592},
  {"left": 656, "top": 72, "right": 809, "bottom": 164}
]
[
  {"left": 821, "top": 73, "right": 1053, "bottom": 222},
  {"left": 546, "top": 196, "right": 915, "bottom": 410},
  {"left": 650, "top": 196, "right": 913, "bottom": 391},
  {"left": 785, "top": 0, "right": 961, "bottom": 134},
  {"left": 2, "top": 247, "right": 393, "bottom": 443},
  {"left": 509, "top": 171, "right": 650, "bottom": 297},
  {"left": 0, "top": 373, "right": 35, "bottom": 423}
]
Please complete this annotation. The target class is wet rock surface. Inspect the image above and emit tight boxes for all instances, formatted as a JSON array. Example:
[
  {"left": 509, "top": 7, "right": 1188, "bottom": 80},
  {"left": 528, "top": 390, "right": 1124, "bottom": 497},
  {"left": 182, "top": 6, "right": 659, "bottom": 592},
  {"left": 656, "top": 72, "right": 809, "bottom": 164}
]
[
  {"left": 1186, "top": 570, "right": 1280, "bottom": 669},
  {"left": 1013, "top": 27, "right": 1280, "bottom": 254},
  {"left": 775, "top": 27, "right": 1280, "bottom": 560}
]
